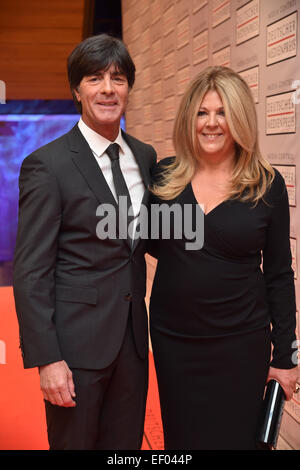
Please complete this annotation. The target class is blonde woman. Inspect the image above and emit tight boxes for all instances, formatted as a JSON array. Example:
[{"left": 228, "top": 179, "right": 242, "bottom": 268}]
[{"left": 149, "top": 66, "right": 298, "bottom": 450}]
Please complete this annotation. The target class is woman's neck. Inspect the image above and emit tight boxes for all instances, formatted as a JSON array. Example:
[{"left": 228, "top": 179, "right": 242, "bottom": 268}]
[{"left": 195, "top": 151, "right": 236, "bottom": 176}]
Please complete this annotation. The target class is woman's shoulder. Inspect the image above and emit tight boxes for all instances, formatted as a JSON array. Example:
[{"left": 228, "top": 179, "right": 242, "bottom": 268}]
[
  {"left": 270, "top": 166, "right": 286, "bottom": 192},
  {"left": 155, "top": 156, "right": 176, "bottom": 170},
  {"left": 264, "top": 166, "right": 288, "bottom": 203},
  {"left": 151, "top": 156, "right": 176, "bottom": 184}
]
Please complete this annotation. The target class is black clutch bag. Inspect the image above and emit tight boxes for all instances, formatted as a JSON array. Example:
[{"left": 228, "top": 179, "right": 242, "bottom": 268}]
[{"left": 257, "top": 379, "right": 285, "bottom": 450}]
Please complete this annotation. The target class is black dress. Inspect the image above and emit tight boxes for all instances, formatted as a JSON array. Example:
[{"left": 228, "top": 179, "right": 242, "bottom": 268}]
[{"left": 149, "top": 158, "right": 296, "bottom": 450}]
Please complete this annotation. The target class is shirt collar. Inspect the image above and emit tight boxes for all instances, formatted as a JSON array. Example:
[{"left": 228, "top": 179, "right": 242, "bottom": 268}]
[{"left": 78, "top": 117, "right": 125, "bottom": 157}]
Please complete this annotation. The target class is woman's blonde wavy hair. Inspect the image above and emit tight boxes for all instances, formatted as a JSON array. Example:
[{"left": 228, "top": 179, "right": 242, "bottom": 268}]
[{"left": 152, "top": 66, "right": 274, "bottom": 204}]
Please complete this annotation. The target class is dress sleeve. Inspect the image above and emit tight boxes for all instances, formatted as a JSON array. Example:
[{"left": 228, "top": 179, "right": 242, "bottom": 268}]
[{"left": 262, "top": 169, "right": 297, "bottom": 369}]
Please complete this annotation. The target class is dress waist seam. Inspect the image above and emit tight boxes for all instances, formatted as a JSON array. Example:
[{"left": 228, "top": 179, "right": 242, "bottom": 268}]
[{"left": 150, "top": 321, "right": 270, "bottom": 339}]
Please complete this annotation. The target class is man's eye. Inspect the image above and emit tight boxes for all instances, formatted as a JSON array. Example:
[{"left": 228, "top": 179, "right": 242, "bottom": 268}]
[{"left": 113, "top": 76, "right": 126, "bottom": 82}]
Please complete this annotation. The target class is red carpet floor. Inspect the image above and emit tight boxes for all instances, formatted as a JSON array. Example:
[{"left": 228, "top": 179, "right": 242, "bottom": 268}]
[{"left": 0, "top": 286, "right": 164, "bottom": 450}]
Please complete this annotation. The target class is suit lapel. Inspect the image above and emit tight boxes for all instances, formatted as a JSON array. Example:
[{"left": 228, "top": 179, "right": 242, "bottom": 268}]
[
  {"left": 122, "top": 131, "right": 152, "bottom": 210},
  {"left": 122, "top": 131, "right": 151, "bottom": 188},
  {"left": 68, "top": 125, "right": 152, "bottom": 252},
  {"left": 68, "top": 125, "right": 118, "bottom": 211},
  {"left": 122, "top": 132, "right": 152, "bottom": 253},
  {"left": 121, "top": 131, "right": 152, "bottom": 251}
]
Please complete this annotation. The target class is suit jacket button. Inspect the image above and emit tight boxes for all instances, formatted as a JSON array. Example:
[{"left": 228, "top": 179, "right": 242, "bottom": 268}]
[{"left": 124, "top": 293, "right": 132, "bottom": 301}]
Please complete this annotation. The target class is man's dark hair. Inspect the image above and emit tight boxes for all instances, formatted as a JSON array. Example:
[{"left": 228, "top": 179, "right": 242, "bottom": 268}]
[{"left": 67, "top": 34, "right": 136, "bottom": 113}]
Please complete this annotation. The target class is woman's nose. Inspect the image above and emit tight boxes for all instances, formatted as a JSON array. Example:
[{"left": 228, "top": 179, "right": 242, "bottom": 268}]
[{"left": 207, "top": 112, "right": 218, "bottom": 126}]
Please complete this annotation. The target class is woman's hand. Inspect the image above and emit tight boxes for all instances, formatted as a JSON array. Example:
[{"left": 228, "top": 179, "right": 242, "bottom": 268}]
[{"left": 267, "top": 366, "right": 299, "bottom": 401}]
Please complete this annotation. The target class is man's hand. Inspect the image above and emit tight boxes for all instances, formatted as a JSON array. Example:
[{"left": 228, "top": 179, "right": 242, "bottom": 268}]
[{"left": 39, "top": 360, "right": 76, "bottom": 407}]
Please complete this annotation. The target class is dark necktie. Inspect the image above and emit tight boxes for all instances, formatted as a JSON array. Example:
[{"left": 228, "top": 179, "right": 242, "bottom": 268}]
[{"left": 106, "top": 143, "right": 134, "bottom": 242}]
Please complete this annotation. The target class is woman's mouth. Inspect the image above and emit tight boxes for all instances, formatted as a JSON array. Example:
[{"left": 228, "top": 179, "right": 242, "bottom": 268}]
[{"left": 202, "top": 133, "right": 223, "bottom": 139}]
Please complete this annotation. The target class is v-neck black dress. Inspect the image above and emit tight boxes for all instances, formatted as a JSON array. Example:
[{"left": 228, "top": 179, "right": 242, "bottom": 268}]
[{"left": 149, "top": 157, "right": 296, "bottom": 450}]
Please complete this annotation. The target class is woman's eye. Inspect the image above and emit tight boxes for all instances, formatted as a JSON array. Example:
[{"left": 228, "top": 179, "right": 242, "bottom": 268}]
[{"left": 197, "top": 110, "right": 225, "bottom": 117}]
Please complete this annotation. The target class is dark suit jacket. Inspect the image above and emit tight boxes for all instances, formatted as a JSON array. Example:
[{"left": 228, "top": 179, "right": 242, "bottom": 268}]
[{"left": 13, "top": 124, "right": 157, "bottom": 369}]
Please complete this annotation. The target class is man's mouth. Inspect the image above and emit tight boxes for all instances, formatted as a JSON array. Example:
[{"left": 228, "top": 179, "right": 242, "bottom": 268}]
[{"left": 97, "top": 101, "right": 118, "bottom": 107}]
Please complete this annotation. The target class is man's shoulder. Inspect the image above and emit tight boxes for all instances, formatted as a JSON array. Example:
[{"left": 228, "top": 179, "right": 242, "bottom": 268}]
[
  {"left": 23, "top": 125, "right": 78, "bottom": 165},
  {"left": 122, "top": 131, "right": 156, "bottom": 153}
]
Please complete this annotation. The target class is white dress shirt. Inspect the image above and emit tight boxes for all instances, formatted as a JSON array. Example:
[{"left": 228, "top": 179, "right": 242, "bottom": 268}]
[{"left": 77, "top": 118, "right": 145, "bottom": 237}]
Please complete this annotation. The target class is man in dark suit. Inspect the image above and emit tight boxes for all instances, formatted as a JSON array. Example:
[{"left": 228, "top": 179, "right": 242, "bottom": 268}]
[{"left": 13, "top": 34, "right": 157, "bottom": 450}]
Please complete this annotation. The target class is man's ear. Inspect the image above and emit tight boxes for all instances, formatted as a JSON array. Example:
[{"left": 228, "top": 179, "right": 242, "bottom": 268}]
[{"left": 74, "top": 86, "right": 81, "bottom": 102}]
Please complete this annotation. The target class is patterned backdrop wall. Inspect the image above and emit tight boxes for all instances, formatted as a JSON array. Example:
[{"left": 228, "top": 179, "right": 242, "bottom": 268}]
[{"left": 121, "top": 0, "right": 300, "bottom": 450}]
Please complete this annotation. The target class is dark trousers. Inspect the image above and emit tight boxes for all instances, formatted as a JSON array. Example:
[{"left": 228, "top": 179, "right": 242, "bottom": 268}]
[{"left": 44, "top": 314, "right": 149, "bottom": 450}]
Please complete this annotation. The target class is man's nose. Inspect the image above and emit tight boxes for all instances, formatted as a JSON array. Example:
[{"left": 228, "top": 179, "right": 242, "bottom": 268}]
[{"left": 100, "top": 76, "right": 114, "bottom": 94}]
